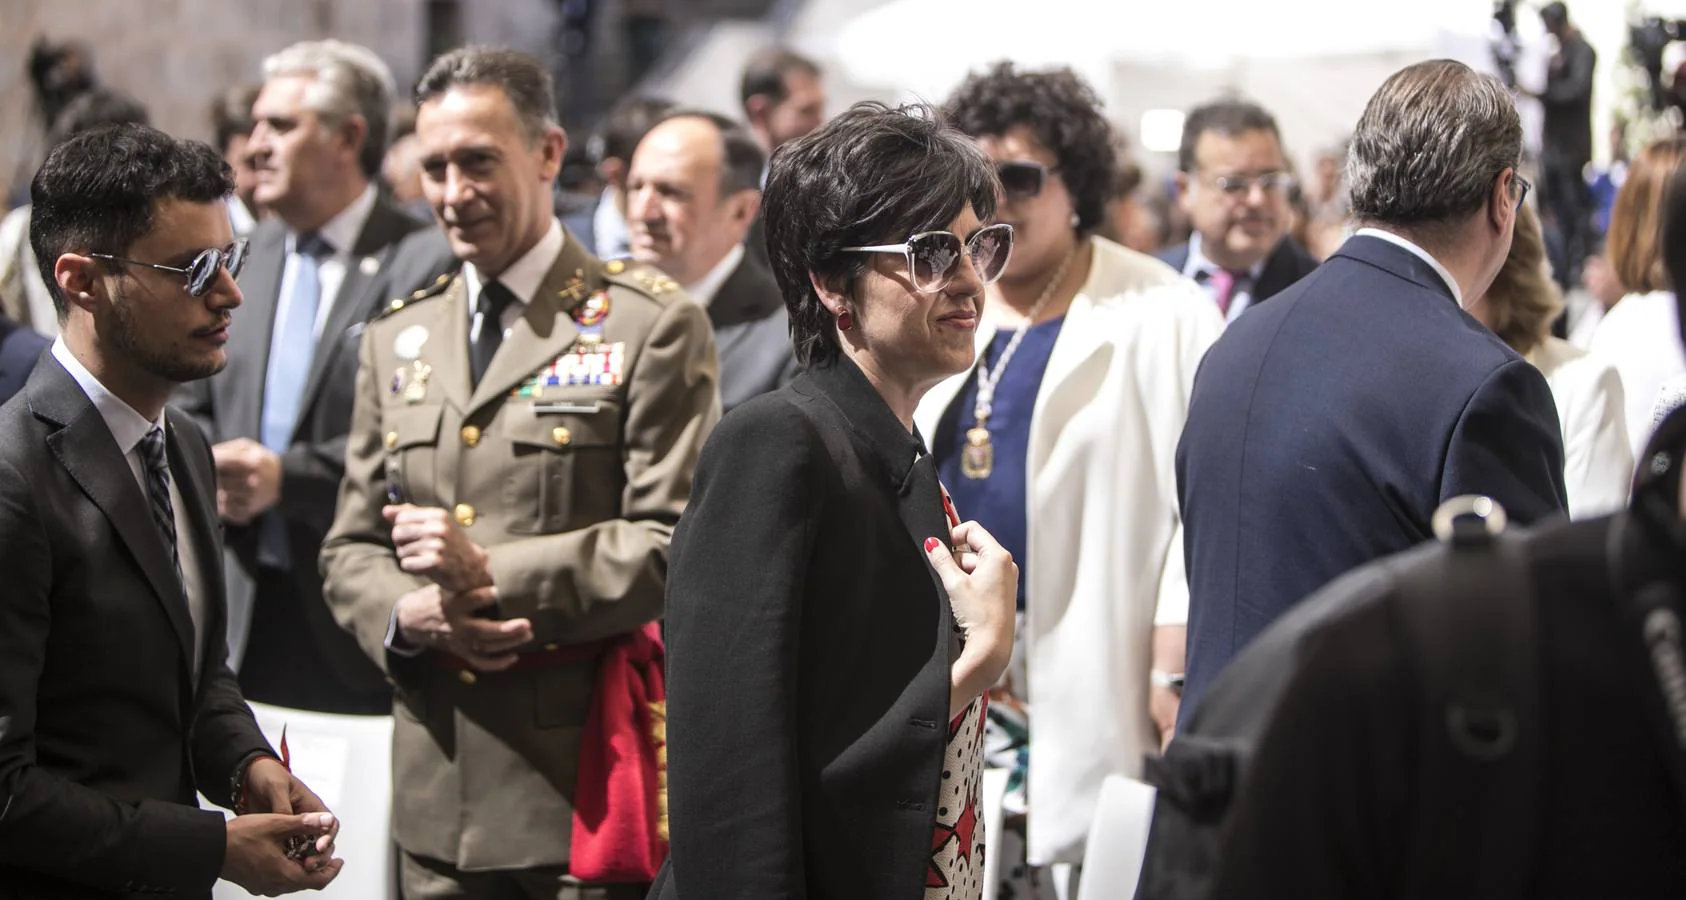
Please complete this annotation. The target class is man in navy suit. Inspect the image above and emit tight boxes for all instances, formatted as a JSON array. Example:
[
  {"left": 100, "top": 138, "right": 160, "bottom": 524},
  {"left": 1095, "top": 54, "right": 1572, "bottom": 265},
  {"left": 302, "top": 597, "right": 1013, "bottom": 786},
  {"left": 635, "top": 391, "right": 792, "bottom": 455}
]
[
  {"left": 1176, "top": 60, "right": 1568, "bottom": 719},
  {"left": 0, "top": 312, "right": 47, "bottom": 404},
  {"left": 1157, "top": 99, "right": 1319, "bottom": 325}
]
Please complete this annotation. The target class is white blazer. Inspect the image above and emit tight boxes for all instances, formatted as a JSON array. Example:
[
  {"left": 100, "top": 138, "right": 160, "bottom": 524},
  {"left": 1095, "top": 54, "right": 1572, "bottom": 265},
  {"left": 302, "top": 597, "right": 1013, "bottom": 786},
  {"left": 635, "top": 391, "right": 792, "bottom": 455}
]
[
  {"left": 1529, "top": 337, "right": 1631, "bottom": 518},
  {"left": 915, "top": 236, "right": 1222, "bottom": 865}
]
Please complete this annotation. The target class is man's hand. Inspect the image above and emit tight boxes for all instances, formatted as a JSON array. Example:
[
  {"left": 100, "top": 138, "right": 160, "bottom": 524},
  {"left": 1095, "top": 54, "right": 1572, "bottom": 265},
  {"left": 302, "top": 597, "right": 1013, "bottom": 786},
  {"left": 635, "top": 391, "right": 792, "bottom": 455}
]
[
  {"left": 1150, "top": 684, "right": 1181, "bottom": 752},
  {"left": 241, "top": 758, "right": 340, "bottom": 860},
  {"left": 214, "top": 438, "right": 283, "bottom": 525},
  {"left": 384, "top": 504, "right": 492, "bottom": 593},
  {"left": 395, "top": 584, "right": 533, "bottom": 671},
  {"left": 223, "top": 812, "right": 343, "bottom": 895}
]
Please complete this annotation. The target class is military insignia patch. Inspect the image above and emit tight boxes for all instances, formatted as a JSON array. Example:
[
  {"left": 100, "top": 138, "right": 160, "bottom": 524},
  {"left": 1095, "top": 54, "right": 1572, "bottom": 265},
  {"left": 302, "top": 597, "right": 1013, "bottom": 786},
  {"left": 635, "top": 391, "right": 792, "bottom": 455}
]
[
  {"left": 632, "top": 269, "right": 679, "bottom": 296},
  {"left": 512, "top": 342, "right": 628, "bottom": 396},
  {"left": 574, "top": 290, "right": 612, "bottom": 326}
]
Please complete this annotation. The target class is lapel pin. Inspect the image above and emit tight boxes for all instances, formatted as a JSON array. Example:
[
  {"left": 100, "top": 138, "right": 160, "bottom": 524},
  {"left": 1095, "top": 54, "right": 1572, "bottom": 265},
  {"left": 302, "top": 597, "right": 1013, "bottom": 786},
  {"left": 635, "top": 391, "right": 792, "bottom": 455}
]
[
  {"left": 394, "top": 325, "right": 429, "bottom": 360},
  {"left": 360, "top": 256, "right": 381, "bottom": 276}
]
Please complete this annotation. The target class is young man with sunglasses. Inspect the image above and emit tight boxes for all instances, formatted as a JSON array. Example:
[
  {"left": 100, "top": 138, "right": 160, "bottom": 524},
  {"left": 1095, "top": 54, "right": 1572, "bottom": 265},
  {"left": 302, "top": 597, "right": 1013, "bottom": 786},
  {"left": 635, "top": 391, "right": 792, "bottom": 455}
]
[
  {"left": 0, "top": 123, "right": 344, "bottom": 897},
  {"left": 1159, "top": 99, "right": 1320, "bottom": 325},
  {"left": 922, "top": 62, "right": 1222, "bottom": 892},
  {"left": 1177, "top": 60, "right": 1567, "bottom": 721}
]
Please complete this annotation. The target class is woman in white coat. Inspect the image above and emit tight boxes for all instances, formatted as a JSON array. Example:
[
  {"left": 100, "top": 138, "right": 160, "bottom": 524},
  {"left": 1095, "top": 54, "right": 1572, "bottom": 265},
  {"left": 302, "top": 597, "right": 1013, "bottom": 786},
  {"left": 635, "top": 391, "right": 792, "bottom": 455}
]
[
  {"left": 1474, "top": 205, "right": 1631, "bottom": 516},
  {"left": 918, "top": 64, "right": 1223, "bottom": 892}
]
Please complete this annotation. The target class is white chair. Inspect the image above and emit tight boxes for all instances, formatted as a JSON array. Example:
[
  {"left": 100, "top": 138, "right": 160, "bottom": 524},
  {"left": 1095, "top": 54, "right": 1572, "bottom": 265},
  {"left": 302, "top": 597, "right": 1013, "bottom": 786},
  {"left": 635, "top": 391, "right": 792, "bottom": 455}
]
[
  {"left": 1074, "top": 775, "right": 1158, "bottom": 900},
  {"left": 206, "top": 702, "right": 397, "bottom": 900}
]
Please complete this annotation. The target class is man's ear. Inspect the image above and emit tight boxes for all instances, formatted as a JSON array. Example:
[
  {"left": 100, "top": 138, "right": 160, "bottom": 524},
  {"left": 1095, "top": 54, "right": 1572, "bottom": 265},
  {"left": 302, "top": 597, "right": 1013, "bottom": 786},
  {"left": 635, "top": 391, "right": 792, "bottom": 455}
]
[
  {"left": 1173, "top": 171, "right": 1195, "bottom": 216},
  {"left": 538, "top": 125, "right": 569, "bottom": 183},
  {"left": 744, "top": 94, "right": 770, "bottom": 128},
  {"left": 337, "top": 115, "right": 370, "bottom": 164},
  {"left": 728, "top": 189, "right": 761, "bottom": 229},
  {"left": 55, "top": 253, "right": 104, "bottom": 314},
  {"left": 1489, "top": 169, "right": 1515, "bottom": 234}
]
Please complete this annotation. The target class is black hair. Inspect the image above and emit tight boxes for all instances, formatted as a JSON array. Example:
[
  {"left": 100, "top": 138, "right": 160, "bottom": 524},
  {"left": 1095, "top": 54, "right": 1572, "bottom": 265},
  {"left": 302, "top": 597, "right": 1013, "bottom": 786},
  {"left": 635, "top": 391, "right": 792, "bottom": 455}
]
[
  {"left": 29, "top": 123, "right": 233, "bottom": 319},
  {"left": 943, "top": 61, "right": 1118, "bottom": 236},
  {"left": 48, "top": 87, "right": 149, "bottom": 147},
  {"left": 649, "top": 109, "right": 767, "bottom": 196},
  {"left": 739, "top": 47, "right": 820, "bottom": 113},
  {"left": 1177, "top": 98, "right": 1281, "bottom": 173},
  {"left": 763, "top": 101, "right": 997, "bottom": 367},
  {"left": 415, "top": 46, "right": 557, "bottom": 143},
  {"left": 209, "top": 84, "right": 260, "bottom": 153},
  {"left": 596, "top": 95, "right": 678, "bottom": 165}
]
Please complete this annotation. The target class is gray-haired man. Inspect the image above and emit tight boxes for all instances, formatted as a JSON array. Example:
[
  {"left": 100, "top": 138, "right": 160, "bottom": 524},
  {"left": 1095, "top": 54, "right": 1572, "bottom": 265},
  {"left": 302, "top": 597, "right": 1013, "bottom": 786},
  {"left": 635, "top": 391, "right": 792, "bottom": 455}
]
[{"left": 174, "top": 39, "right": 430, "bottom": 713}]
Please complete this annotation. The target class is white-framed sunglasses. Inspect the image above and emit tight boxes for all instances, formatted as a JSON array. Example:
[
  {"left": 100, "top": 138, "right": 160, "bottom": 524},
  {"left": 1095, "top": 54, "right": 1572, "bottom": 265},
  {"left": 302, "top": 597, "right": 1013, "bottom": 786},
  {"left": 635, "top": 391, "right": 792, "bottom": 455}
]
[{"left": 841, "top": 223, "right": 1014, "bottom": 294}]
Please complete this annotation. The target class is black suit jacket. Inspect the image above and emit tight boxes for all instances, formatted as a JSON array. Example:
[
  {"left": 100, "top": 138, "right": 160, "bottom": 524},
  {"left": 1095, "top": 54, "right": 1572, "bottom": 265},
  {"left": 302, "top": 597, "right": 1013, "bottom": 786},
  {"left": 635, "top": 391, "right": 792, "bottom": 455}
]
[
  {"left": 653, "top": 358, "right": 959, "bottom": 900},
  {"left": 0, "top": 312, "right": 48, "bottom": 405},
  {"left": 707, "top": 252, "right": 798, "bottom": 413},
  {"left": 1156, "top": 235, "right": 1320, "bottom": 311},
  {"left": 173, "top": 195, "right": 427, "bottom": 695},
  {"left": 0, "top": 356, "right": 272, "bottom": 898},
  {"left": 1177, "top": 235, "right": 1567, "bottom": 716}
]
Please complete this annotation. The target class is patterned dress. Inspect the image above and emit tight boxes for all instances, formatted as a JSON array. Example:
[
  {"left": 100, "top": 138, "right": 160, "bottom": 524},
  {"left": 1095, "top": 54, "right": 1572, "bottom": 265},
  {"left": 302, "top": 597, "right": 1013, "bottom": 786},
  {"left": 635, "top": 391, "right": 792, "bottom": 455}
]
[{"left": 927, "top": 485, "right": 989, "bottom": 900}]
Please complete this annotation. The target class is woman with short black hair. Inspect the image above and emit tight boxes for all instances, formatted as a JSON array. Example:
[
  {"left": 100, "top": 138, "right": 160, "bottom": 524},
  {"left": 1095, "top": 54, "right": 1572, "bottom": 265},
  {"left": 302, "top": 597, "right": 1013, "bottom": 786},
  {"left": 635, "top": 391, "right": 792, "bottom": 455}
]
[{"left": 652, "top": 102, "right": 1019, "bottom": 900}]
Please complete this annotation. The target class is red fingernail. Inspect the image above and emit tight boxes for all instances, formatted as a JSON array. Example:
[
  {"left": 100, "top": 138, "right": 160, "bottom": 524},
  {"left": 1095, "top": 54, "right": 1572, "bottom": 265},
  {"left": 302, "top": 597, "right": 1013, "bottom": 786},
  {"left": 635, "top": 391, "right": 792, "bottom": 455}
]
[{"left": 924, "top": 537, "right": 941, "bottom": 552}]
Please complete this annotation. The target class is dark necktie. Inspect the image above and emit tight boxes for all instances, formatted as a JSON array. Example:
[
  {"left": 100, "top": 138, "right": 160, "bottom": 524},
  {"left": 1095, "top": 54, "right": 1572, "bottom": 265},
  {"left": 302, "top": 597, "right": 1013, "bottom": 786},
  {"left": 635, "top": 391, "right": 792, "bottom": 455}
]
[
  {"left": 137, "top": 427, "right": 185, "bottom": 596},
  {"left": 471, "top": 280, "right": 518, "bottom": 388}
]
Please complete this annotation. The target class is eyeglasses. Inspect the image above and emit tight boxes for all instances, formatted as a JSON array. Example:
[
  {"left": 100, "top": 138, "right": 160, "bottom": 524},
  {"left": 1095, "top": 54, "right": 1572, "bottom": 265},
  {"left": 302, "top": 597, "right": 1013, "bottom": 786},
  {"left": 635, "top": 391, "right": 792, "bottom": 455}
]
[
  {"left": 841, "top": 223, "right": 1014, "bottom": 294},
  {"left": 1206, "top": 172, "right": 1297, "bottom": 198},
  {"left": 1512, "top": 173, "right": 1532, "bottom": 212},
  {"left": 91, "top": 240, "right": 249, "bottom": 297},
  {"left": 996, "top": 161, "right": 1059, "bottom": 200}
]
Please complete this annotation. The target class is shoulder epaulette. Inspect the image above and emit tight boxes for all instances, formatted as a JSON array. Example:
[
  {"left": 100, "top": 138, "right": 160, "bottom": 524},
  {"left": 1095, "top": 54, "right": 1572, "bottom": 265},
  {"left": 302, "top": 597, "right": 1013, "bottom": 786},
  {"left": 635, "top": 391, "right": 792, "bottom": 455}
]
[
  {"left": 602, "top": 258, "right": 682, "bottom": 299},
  {"left": 376, "top": 271, "right": 455, "bottom": 319}
]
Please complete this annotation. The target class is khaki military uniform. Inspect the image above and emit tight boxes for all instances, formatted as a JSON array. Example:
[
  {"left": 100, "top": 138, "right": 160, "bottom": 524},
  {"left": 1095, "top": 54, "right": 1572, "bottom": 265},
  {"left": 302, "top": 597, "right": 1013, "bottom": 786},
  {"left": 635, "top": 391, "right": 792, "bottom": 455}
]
[{"left": 321, "top": 233, "right": 720, "bottom": 875}]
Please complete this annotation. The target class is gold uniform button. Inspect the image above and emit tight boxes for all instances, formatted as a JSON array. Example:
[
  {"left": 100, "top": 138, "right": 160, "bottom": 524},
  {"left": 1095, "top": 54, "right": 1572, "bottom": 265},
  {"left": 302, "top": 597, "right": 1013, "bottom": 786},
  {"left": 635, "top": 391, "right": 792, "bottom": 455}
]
[
  {"left": 461, "top": 425, "right": 481, "bottom": 447},
  {"left": 457, "top": 670, "right": 477, "bottom": 686},
  {"left": 544, "top": 643, "right": 559, "bottom": 652},
  {"left": 552, "top": 426, "right": 572, "bottom": 446},
  {"left": 453, "top": 503, "right": 477, "bottom": 527},
  {"left": 605, "top": 259, "right": 626, "bottom": 275},
  {"left": 384, "top": 431, "right": 399, "bottom": 449}
]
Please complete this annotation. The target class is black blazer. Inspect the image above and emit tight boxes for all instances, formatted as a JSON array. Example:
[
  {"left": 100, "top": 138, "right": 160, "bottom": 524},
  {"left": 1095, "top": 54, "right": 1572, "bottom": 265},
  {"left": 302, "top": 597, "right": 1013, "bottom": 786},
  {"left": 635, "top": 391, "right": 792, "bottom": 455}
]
[
  {"left": 707, "top": 253, "right": 799, "bottom": 413},
  {"left": 1177, "top": 235, "right": 1568, "bottom": 716},
  {"left": 0, "top": 312, "right": 47, "bottom": 405},
  {"left": 172, "top": 196, "right": 428, "bottom": 694},
  {"left": 653, "top": 358, "right": 958, "bottom": 900},
  {"left": 1156, "top": 235, "right": 1320, "bottom": 309},
  {"left": 0, "top": 356, "right": 272, "bottom": 898}
]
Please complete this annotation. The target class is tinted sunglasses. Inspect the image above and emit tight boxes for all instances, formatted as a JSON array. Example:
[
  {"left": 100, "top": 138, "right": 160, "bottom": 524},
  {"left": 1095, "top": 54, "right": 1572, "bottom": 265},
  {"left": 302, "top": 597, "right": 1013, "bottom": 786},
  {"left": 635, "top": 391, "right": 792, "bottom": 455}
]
[
  {"left": 841, "top": 223, "right": 1014, "bottom": 294},
  {"left": 91, "top": 239, "right": 249, "bottom": 297},
  {"left": 997, "top": 161, "right": 1057, "bottom": 200}
]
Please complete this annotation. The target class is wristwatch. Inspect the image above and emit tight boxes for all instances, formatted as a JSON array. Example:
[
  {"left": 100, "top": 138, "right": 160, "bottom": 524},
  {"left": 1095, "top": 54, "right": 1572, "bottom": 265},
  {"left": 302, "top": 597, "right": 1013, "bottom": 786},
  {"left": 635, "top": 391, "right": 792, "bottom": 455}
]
[{"left": 1150, "top": 669, "right": 1186, "bottom": 694}]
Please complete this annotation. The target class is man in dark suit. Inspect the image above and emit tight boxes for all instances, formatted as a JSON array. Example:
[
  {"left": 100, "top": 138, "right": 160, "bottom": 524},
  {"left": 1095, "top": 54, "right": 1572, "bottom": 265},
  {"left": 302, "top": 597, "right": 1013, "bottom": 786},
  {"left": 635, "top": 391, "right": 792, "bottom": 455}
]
[
  {"left": 1158, "top": 99, "right": 1319, "bottom": 325},
  {"left": 173, "top": 40, "right": 426, "bottom": 714},
  {"left": 740, "top": 48, "right": 827, "bottom": 266},
  {"left": 0, "top": 123, "right": 340, "bottom": 898},
  {"left": 1529, "top": 1, "right": 1597, "bottom": 281},
  {"left": 0, "top": 311, "right": 47, "bottom": 403},
  {"left": 1176, "top": 60, "right": 1568, "bottom": 718},
  {"left": 627, "top": 110, "right": 797, "bottom": 411}
]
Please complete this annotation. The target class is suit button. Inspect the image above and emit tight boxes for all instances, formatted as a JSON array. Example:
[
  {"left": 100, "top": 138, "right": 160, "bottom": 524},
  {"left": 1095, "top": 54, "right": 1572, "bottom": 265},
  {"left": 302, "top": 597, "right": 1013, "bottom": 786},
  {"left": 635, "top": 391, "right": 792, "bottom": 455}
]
[
  {"left": 385, "top": 431, "right": 399, "bottom": 449},
  {"left": 457, "top": 670, "right": 477, "bottom": 686},
  {"left": 454, "top": 503, "right": 476, "bottom": 527},
  {"left": 544, "top": 643, "right": 559, "bottom": 651},
  {"left": 552, "top": 426, "right": 572, "bottom": 446},
  {"left": 461, "top": 425, "right": 481, "bottom": 447}
]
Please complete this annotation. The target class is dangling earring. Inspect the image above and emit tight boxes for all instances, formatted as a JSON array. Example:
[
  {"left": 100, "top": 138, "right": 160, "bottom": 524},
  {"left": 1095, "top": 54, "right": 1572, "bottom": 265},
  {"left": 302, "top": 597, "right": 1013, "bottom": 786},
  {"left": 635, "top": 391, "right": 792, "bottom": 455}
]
[
  {"left": 1070, "top": 211, "right": 1081, "bottom": 228},
  {"left": 837, "top": 308, "right": 854, "bottom": 332}
]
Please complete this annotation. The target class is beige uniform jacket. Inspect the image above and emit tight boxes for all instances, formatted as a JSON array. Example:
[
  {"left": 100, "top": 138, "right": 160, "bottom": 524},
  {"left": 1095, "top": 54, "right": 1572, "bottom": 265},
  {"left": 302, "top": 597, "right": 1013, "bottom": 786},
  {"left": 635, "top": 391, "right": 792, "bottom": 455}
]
[{"left": 320, "top": 234, "right": 720, "bottom": 871}]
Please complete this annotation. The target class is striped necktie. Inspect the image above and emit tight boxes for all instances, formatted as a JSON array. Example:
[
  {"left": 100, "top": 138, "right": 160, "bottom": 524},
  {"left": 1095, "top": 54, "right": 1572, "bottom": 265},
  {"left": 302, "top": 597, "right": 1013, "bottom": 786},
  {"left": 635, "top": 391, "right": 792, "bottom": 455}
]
[{"left": 137, "top": 427, "right": 185, "bottom": 596}]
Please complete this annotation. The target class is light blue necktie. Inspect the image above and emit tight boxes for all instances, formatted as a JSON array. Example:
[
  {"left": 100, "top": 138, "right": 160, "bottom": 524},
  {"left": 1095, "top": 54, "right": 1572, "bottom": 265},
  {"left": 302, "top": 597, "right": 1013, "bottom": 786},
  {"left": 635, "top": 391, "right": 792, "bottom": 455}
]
[{"left": 257, "top": 232, "right": 330, "bottom": 567}]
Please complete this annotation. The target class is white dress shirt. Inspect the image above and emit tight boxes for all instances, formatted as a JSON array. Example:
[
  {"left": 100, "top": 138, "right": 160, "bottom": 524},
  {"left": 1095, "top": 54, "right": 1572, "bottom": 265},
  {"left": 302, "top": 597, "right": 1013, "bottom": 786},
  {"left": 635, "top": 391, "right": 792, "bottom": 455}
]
[
  {"left": 682, "top": 243, "right": 744, "bottom": 309},
  {"left": 1181, "top": 231, "right": 1266, "bottom": 324},
  {"left": 274, "top": 184, "right": 378, "bottom": 342},
  {"left": 464, "top": 218, "right": 566, "bottom": 340},
  {"left": 51, "top": 338, "right": 207, "bottom": 673},
  {"left": 1354, "top": 227, "right": 1464, "bottom": 306}
]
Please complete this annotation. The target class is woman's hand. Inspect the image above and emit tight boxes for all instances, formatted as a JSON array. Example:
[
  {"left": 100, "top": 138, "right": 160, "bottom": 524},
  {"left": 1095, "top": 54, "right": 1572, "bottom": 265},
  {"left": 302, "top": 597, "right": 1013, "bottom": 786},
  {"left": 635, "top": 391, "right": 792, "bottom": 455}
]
[{"left": 926, "top": 520, "right": 1018, "bottom": 718}]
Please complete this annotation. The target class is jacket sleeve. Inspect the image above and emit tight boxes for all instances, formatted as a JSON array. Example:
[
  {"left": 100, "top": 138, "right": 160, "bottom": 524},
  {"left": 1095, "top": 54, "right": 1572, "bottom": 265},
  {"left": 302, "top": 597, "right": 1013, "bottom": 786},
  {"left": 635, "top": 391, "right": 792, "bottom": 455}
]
[
  {"left": 482, "top": 296, "right": 721, "bottom": 644},
  {"left": 1151, "top": 286, "right": 1224, "bottom": 625},
  {"left": 664, "top": 399, "right": 818, "bottom": 899},
  {"left": 1442, "top": 358, "right": 1569, "bottom": 525},
  {"left": 1557, "top": 357, "right": 1633, "bottom": 518},
  {"left": 0, "top": 457, "right": 228, "bottom": 896},
  {"left": 1541, "top": 40, "right": 1596, "bottom": 107}
]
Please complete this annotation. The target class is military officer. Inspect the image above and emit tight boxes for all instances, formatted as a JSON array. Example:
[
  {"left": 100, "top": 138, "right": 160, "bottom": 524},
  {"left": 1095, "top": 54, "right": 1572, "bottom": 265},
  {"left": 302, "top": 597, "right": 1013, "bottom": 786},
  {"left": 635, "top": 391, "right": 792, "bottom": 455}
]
[{"left": 320, "top": 46, "right": 719, "bottom": 899}]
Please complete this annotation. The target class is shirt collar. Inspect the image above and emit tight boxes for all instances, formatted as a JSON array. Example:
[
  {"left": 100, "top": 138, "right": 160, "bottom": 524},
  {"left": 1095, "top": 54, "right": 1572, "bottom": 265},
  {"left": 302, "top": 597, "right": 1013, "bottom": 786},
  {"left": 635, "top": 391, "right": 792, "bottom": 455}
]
[
  {"left": 1186, "top": 231, "right": 1267, "bottom": 282},
  {"left": 683, "top": 243, "right": 745, "bottom": 308},
  {"left": 465, "top": 218, "right": 566, "bottom": 308},
  {"left": 50, "top": 337, "right": 162, "bottom": 454},
  {"left": 288, "top": 183, "right": 377, "bottom": 257},
  {"left": 1354, "top": 227, "right": 1464, "bottom": 306}
]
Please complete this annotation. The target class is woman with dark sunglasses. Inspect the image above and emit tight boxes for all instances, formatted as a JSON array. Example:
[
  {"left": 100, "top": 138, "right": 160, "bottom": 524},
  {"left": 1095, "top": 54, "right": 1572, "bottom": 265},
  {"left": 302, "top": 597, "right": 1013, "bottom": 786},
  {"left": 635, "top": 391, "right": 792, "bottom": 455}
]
[
  {"left": 918, "top": 62, "right": 1225, "bottom": 892},
  {"left": 652, "top": 102, "right": 1020, "bottom": 900}
]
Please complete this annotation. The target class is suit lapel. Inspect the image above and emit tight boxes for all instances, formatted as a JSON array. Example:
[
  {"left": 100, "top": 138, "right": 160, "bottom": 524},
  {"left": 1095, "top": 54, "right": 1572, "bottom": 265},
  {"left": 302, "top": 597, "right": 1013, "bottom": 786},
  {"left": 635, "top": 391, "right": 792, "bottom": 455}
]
[
  {"left": 32, "top": 360, "right": 195, "bottom": 669},
  {"left": 466, "top": 240, "right": 590, "bottom": 416},
  {"left": 293, "top": 200, "right": 419, "bottom": 427},
  {"left": 165, "top": 413, "right": 222, "bottom": 683},
  {"left": 229, "top": 224, "right": 287, "bottom": 438}
]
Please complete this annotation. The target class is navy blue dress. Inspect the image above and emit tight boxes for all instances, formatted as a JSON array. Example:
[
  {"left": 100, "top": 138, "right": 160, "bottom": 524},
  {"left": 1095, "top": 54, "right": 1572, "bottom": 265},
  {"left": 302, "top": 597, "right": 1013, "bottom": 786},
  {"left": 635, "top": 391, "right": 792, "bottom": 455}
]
[{"left": 934, "top": 317, "right": 1065, "bottom": 609}]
